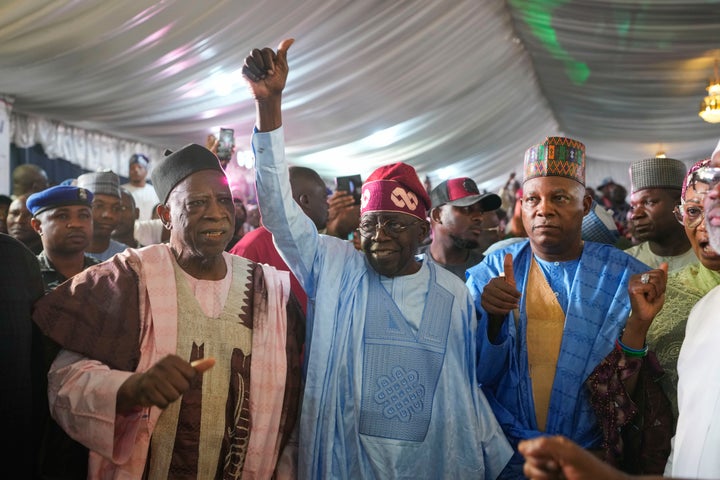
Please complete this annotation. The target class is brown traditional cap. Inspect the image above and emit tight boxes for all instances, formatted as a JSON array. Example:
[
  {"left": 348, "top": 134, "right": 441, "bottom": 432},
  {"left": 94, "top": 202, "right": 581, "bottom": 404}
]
[{"left": 523, "top": 136, "right": 586, "bottom": 186}]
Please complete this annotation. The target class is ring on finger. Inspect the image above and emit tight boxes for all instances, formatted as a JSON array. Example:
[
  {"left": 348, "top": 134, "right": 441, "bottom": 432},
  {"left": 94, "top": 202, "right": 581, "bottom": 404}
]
[{"left": 641, "top": 273, "right": 650, "bottom": 284}]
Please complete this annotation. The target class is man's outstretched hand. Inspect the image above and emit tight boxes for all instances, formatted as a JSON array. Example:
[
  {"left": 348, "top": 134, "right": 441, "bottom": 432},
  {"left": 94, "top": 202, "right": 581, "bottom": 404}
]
[
  {"left": 242, "top": 38, "right": 294, "bottom": 132},
  {"left": 116, "top": 354, "right": 215, "bottom": 414},
  {"left": 242, "top": 38, "right": 294, "bottom": 101}
]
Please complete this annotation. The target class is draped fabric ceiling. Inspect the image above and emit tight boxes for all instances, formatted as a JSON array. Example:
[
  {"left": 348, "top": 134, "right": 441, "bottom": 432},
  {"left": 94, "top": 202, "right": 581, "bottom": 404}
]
[{"left": 2, "top": 0, "right": 720, "bottom": 194}]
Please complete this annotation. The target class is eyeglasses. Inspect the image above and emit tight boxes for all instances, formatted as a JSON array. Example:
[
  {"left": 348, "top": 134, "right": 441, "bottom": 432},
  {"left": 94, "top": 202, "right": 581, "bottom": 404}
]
[
  {"left": 358, "top": 217, "right": 423, "bottom": 238},
  {"left": 674, "top": 203, "right": 705, "bottom": 228},
  {"left": 691, "top": 167, "right": 720, "bottom": 190}
]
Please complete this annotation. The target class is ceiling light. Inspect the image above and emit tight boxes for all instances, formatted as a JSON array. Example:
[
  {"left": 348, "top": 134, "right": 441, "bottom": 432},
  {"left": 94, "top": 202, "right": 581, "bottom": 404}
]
[
  {"left": 361, "top": 126, "right": 400, "bottom": 148},
  {"left": 699, "top": 59, "right": 720, "bottom": 124},
  {"left": 436, "top": 167, "right": 454, "bottom": 181}
]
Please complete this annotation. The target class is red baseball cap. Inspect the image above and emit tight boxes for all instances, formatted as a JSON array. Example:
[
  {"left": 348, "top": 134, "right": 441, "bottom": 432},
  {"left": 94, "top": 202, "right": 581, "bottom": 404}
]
[{"left": 430, "top": 177, "right": 501, "bottom": 211}]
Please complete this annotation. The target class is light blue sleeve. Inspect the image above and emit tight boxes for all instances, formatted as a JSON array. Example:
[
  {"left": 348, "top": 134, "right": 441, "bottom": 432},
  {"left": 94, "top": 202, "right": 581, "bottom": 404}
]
[
  {"left": 252, "top": 127, "right": 320, "bottom": 297},
  {"left": 252, "top": 127, "right": 362, "bottom": 305}
]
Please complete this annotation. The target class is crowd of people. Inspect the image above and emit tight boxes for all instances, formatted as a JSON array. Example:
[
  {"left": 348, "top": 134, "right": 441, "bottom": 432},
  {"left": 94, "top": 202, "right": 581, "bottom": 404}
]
[{"left": 3, "top": 37, "right": 720, "bottom": 479}]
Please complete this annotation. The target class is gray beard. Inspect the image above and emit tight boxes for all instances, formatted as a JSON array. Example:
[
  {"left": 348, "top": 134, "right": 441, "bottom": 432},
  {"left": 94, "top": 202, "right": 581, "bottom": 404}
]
[
  {"left": 709, "top": 225, "right": 720, "bottom": 253},
  {"left": 450, "top": 234, "right": 479, "bottom": 250}
]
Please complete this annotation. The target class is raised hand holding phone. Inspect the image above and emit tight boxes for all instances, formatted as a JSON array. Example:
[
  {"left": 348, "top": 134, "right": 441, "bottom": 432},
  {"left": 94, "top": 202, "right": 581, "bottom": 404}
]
[
  {"left": 335, "top": 174, "right": 363, "bottom": 205},
  {"left": 216, "top": 128, "right": 235, "bottom": 161}
]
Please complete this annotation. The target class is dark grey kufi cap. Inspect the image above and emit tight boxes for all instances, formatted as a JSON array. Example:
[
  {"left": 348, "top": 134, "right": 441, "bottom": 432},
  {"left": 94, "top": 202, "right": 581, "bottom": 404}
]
[
  {"left": 152, "top": 144, "right": 225, "bottom": 203},
  {"left": 629, "top": 157, "right": 687, "bottom": 194},
  {"left": 76, "top": 170, "right": 121, "bottom": 198}
]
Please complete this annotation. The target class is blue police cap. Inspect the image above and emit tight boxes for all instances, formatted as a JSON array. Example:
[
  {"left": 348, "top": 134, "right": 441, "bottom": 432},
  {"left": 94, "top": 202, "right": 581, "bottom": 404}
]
[{"left": 26, "top": 185, "right": 94, "bottom": 216}]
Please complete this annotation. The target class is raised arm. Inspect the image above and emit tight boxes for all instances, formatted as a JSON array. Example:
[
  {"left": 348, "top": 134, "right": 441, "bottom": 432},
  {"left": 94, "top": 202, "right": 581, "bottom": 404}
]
[
  {"left": 242, "top": 39, "right": 325, "bottom": 294},
  {"left": 619, "top": 262, "right": 668, "bottom": 395},
  {"left": 242, "top": 38, "right": 294, "bottom": 132}
]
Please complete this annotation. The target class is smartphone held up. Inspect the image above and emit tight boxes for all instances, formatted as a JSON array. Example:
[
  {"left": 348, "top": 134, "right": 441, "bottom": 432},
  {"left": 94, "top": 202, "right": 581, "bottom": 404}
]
[
  {"left": 335, "top": 174, "right": 363, "bottom": 205},
  {"left": 216, "top": 128, "right": 235, "bottom": 161}
]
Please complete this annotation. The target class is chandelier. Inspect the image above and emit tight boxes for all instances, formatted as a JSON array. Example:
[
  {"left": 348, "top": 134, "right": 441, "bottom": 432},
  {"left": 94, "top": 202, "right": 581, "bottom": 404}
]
[{"left": 699, "top": 59, "right": 720, "bottom": 124}]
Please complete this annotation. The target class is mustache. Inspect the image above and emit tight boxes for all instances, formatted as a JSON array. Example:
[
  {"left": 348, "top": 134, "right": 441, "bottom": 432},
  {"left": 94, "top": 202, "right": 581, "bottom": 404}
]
[
  {"left": 531, "top": 222, "right": 557, "bottom": 229},
  {"left": 705, "top": 199, "right": 720, "bottom": 211}
]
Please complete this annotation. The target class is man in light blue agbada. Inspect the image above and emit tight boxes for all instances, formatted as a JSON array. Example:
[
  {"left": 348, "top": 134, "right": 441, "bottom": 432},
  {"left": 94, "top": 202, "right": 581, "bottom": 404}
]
[{"left": 243, "top": 38, "right": 512, "bottom": 479}]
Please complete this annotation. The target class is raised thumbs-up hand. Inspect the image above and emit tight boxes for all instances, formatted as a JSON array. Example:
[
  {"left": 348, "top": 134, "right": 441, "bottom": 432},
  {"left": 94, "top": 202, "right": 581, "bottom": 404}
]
[
  {"left": 116, "top": 355, "right": 216, "bottom": 414},
  {"left": 502, "top": 252, "right": 516, "bottom": 289},
  {"left": 481, "top": 253, "right": 520, "bottom": 316},
  {"left": 480, "top": 253, "right": 521, "bottom": 341},
  {"left": 242, "top": 38, "right": 294, "bottom": 99},
  {"left": 242, "top": 38, "right": 295, "bottom": 132}
]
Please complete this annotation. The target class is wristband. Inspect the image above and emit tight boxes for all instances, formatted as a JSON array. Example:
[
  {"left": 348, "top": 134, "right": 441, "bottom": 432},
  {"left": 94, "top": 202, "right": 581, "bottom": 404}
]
[{"left": 615, "top": 337, "right": 648, "bottom": 358}]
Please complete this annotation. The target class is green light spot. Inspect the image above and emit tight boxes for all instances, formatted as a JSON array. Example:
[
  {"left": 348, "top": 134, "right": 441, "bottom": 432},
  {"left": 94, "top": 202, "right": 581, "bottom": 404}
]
[{"left": 510, "top": 0, "right": 590, "bottom": 85}]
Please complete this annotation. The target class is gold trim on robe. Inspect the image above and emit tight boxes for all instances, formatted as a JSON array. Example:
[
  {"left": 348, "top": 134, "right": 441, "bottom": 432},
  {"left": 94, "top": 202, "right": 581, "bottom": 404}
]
[{"left": 525, "top": 257, "right": 565, "bottom": 431}]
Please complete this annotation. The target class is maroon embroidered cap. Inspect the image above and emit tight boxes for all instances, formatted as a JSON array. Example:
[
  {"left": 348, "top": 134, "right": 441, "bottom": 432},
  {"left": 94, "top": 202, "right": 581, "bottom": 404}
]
[{"left": 360, "top": 162, "right": 430, "bottom": 221}]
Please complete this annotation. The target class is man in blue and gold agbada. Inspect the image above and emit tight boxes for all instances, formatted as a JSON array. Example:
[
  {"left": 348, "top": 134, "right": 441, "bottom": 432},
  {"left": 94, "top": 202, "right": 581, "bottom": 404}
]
[{"left": 467, "top": 136, "right": 672, "bottom": 477}]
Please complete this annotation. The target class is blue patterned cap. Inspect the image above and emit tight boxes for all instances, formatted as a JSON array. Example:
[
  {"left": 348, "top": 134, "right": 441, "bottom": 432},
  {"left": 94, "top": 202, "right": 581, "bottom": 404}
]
[
  {"left": 582, "top": 200, "right": 619, "bottom": 244},
  {"left": 26, "top": 185, "right": 94, "bottom": 216}
]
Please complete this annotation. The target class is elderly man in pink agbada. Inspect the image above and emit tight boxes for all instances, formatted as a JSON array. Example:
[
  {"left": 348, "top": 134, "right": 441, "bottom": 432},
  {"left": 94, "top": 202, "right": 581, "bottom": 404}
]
[{"left": 33, "top": 143, "right": 304, "bottom": 479}]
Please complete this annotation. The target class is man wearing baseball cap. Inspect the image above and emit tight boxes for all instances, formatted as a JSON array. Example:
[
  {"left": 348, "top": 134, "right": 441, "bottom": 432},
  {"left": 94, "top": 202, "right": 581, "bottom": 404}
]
[
  {"left": 418, "top": 177, "right": 501, "bottom": 279},
  {"left": 244, "top": 38, "right": 512, "bottom": 479}
]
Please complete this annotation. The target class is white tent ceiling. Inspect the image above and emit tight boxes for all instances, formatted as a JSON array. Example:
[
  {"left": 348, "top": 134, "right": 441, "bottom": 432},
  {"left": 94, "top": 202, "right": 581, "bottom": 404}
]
[{"left": 2, "top": 0, "right": 720, "bottom": 193}]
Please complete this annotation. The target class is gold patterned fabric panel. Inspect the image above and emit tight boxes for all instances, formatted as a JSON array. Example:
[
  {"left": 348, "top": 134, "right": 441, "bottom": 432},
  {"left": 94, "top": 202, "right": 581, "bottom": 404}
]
[
  {"left": 148, "top": 256, "right": 254, "bottom": 479},
  {"left": 526, "top": 258, "right": 565, "bottom": 431}
]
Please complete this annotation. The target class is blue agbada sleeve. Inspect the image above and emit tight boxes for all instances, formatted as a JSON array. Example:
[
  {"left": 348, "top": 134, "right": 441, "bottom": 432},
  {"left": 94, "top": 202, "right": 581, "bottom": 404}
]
[
  {"left": 252, "top": 127, "right": 320, "bottom": 297},
  {"left": 252, "top": 127, "right": 365, "bottom": 375},
  {"left": 466, "top": 240, "right": 529, "bottom": 387}
]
